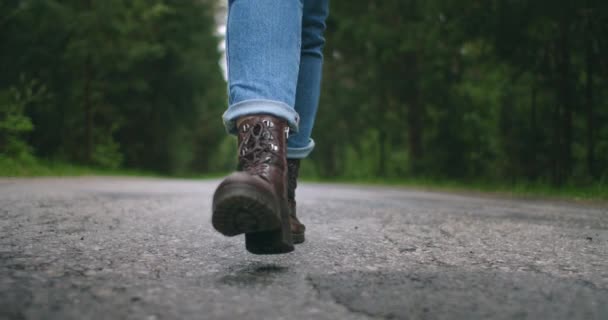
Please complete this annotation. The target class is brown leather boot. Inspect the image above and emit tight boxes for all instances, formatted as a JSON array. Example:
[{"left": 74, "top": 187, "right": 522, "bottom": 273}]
[
  {"left": 212, "top": 114, "right": 294, "bottom": 254},
  {"left": 287, "top": 159, "right": 306, "bottom": 244}
]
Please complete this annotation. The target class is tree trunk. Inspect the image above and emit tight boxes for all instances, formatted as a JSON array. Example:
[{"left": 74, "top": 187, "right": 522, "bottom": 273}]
[
  {"left": 551, "top": 101, "right": 561, "bottom": 186},
  {"left": 585, "top": 30, "right": 596, "bottom": 179},
  {"left": 529, "top": 81, "right": 538, "bottom": 180},
  {"left": 84, "top": 54, "right": 93, "bottom": 164},
  {"left": 405, "top": 53, "right": 423, "bottom": 172},
  {"left": 378, "top": 129, "right": 387, "bottom": 177},
  {"left": 553, "top": 22, "right": 574, "bottom": 186},
  {"left": 83, "top": 0, "right": 94, "bottom": 164}
]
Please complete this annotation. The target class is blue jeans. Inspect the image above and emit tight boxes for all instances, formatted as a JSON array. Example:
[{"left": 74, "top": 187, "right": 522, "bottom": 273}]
[{"left": 223, "top": 0, "right": 329, "bottom": 159}]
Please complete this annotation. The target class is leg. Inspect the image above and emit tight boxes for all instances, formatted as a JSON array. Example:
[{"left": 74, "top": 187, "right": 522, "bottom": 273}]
[
  {"left": 286, "top": 0, "right": 329, "bottom": 244},
  {"left": 213, "top": 0, "right": 305, "bottom": 255},
  {"left": 223, "top": 0, "right": 303, "bottom": 133},
  {"left": 287, "top": 0, "right": 329, "bottom": 159}
]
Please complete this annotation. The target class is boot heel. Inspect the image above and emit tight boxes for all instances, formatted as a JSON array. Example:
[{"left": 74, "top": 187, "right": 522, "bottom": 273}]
[
  {"left": 212, "top": 181, "right": 281, "bottom": 237},
  {"left": 245, "top": 201, "right": 294, "bottom": 254}
]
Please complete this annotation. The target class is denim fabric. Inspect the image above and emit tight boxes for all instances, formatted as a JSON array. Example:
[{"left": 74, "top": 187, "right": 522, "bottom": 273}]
[{"left": 223, "top": 0, "right": 329, "bottom": 159}]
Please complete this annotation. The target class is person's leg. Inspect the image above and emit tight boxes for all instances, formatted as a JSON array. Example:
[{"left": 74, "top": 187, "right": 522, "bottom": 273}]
[
  {"left": 222, "top": 0, "right": 303, "bottom": 133},
  {"left": 286, "top": 0, "right": 329, "bottom": 244},
  {"left": 286, "top": 0, "right": 329, "bottom": 159},
  {"left": 213, "top": 0, "right": 305, "bottom": 255}
]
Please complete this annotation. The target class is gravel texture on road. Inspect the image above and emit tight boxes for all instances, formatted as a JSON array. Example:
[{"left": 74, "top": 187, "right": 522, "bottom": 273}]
[{"left": 1, "top": 177, "right": 607, "bottom": 319}]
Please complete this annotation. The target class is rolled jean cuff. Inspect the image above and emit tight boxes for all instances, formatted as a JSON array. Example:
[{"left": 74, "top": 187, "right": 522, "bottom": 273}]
[
  {"left": 222, "top": 99, "right": 300, "bottom": 134},
  {"left": 287, "top": 138, "right": 315, "bottom": 159}
]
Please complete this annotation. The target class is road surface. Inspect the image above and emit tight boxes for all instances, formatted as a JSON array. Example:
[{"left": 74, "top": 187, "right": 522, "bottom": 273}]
[{"left": 1, "top": 177, "right": 607, "bottom": 319}]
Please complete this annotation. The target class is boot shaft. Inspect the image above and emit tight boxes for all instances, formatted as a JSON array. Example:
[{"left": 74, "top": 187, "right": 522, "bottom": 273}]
[
  {"left": 236, "top": 115, "right": 289, "bottom": 198},
  {"left": 287, "top": 158, "right": 300, "bottom": 202}
]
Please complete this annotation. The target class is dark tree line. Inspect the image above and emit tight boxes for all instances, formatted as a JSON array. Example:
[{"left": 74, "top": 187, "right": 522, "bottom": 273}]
[
  {"left": 0, "top": 0, "right": 226, "bottom": 174},
  {"left": 1, "top": 0, "right": 607, "bottom": 186},
  {"left": 311, "top": 0, "right": 608, "bottom": 185}
]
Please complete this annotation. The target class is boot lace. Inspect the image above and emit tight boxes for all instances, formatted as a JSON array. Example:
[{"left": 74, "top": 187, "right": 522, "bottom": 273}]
[{"left": 238, "top": 119, "right": 284, "bottom": 178}]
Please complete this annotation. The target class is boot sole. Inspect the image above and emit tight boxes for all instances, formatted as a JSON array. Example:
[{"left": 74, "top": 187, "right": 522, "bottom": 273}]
[
  {"left": 292, "top": 232, "right": 305, "bottom": 244},
  {"left": 245, "top": 197, "right": 294, "bottom": 255},
  {"left": 212, "top": 183, "right": 294, "bottom": 254}
]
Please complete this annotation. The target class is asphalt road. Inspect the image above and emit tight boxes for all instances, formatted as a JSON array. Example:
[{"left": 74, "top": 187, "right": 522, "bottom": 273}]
[{"left": 1, "top": 177, "right": 607, "bottom": 320}]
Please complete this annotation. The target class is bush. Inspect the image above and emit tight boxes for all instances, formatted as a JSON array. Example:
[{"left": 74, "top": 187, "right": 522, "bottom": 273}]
[{"left": 0, "top": 77, "right": 47, "bottom": 162}]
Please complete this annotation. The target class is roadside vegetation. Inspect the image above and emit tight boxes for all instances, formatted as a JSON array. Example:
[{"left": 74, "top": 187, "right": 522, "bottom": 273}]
[{"left": 1, "top": 1, "right": 607, "bottom": 202}]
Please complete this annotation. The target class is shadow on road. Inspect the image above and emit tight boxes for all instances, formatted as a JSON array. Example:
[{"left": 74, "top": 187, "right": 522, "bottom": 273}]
[{"left": 218, "top": 263, "right": 289, "bottom": 287}]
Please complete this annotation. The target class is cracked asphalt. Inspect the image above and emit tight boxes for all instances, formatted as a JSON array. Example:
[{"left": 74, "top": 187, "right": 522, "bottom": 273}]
[{"left": 1, "top": 177, "right": 607, "bottom": 319}]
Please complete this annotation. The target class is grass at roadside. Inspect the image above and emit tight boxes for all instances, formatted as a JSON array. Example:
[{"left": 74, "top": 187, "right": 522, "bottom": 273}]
[
  {"left": 0, "top": 157, "right": 225, "bottom": 180},
  {"left": 303, "top": 176, "right": 608, "bottom": 203},
  {"left": 1, "top": 157, "right": 605, "bottom": 203},
  {"left": 0, "top": 157, "right": 155, "bottom": 178}
]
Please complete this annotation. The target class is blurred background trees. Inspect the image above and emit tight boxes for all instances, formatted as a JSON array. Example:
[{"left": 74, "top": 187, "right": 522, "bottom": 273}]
[
  {"left": 1, "top": 0, "right": 607, "bottom": 186},
  {"left": 312, "top": 0, "right": 608, "bottom": 186},
  {"left": 0, "top": 0, "right": 226, "bottom": 174}
]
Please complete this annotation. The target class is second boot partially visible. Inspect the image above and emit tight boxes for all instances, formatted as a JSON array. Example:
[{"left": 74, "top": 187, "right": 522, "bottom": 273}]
[
  {"left": 212, "top": 114, "right": 294, "bottom": 254},
  {"left": 287, "top": 159, "right": 306, "bottom": 244}
]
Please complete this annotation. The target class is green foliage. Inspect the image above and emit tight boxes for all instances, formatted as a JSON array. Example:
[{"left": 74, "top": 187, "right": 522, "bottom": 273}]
[
  {"left": 0, "top": 0, "right": 225, "bottom": 174},
  {"left": 1, "top": 0, "right": 607, "bottom": 192},
  {"left": 311, "top": 0, "right": 608, "bottom": 186},
  {"left": 206, "top": 135, "right": 238, "bottom": 174},
  {"left": 0, "top": 76, "right": 48, "bottom": 162},
  {"left": 91, "top": 131, "right": 123, "bottom": 169},
  {"left": 0, "top": 156, "right": 156, "bottom": 177}
]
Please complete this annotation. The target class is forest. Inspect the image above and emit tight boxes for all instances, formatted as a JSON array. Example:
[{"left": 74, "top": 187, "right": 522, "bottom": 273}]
[{"left": 1, "top": 0, "right": 607, "bottom": 188}]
